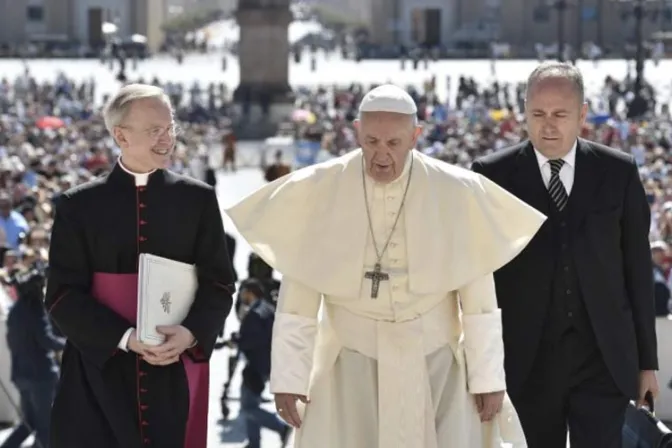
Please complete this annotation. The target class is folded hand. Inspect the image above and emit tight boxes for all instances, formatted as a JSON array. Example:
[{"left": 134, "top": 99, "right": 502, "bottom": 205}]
[{"left": 142, "top": 325, "right": 195, "bottom": 366}]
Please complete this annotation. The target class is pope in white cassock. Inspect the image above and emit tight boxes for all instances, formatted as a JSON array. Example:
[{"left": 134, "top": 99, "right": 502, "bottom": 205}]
[{"left": 226, "top": 85, "right": 546, "bottom": 448}]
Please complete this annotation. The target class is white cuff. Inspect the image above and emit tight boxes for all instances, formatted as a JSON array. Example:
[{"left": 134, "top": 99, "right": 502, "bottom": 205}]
[
  {"left": 118, "top": 328, "right": 134, "bottom": 352},
  {"left": 270, "top": 312, "right": 317, "bottom": 396},
  {"left": 462, "top": 309, "right": 506, "bottom": 393}
]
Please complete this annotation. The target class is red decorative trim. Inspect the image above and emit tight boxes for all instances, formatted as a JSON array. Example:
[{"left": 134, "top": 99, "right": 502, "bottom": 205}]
[
  {"left": 144, "top": 438, "right": 150, "bottom": 444},
  {"left": 136, "top": 355, "right": 145, "bottom": 444},
  {"left": 47, "top": 291, "right": 70, "bottom": 313},
  {"left": 111, "top": 348, "right": 119, "bottom": 356},
  {"left": 136, "top": 189, "right": 140, "bottom": 270}
]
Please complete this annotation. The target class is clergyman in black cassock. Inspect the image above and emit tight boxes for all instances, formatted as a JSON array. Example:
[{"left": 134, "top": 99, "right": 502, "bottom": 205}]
[
  {"left": 472, "top": 63, "right": 658, "bottom": 448},
  {"left": 45, "top": 84, "right": 235, "bottom": 448},
  {"left": 46, "top": 162, "right": 235, "bottom": 448}
]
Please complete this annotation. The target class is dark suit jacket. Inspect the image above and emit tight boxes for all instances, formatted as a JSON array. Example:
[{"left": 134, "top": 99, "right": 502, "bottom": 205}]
[{"left": 472, "top": 139, "right": 657, "bottom": 400}]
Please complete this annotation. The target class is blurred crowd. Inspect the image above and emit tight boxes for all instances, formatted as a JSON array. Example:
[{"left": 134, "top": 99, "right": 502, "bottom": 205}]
[{"left": 0, "top": 65, "right": 671, "bottom": 316}]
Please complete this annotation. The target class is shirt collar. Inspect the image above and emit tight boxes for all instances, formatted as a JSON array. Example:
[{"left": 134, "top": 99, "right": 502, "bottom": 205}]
[
  {"left": 117, "top": 157, "right": 156, "bottom": 187},
  {"left": 533, "top": 141, "right": 577, "bottom": 170}
]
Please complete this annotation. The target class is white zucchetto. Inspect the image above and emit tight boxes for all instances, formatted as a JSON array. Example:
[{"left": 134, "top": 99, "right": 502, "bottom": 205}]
[{"left": 358, "top": 84, "right": 418, "bottom": 115}]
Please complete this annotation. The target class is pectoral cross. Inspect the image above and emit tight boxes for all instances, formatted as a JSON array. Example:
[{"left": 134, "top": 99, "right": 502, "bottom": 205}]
[{"left": 364, "top": 263, "right": 389, "bottom": 299}]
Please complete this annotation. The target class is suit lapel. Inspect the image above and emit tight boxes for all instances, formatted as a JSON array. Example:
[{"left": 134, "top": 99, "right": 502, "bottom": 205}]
[
  {"left": 568, "top": 139, "right": 607, "bottom": 229},
  {"left": 510, "top": 141, "right": 551, "bottom": 216}
]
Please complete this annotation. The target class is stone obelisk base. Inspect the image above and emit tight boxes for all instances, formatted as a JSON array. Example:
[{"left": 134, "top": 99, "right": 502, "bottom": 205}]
[{"left": 234, "top": 5, "right": 294, "bottom": 133}]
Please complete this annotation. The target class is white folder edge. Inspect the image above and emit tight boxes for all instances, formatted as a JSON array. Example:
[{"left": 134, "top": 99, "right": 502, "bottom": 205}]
[{"left": 137, "top": 253, "right": 196, "bottom": 345}]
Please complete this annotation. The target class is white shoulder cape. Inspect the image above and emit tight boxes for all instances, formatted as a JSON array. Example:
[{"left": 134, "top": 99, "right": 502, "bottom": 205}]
[{"left": 226, "top": 149, "right": 546, "bottom": 297}]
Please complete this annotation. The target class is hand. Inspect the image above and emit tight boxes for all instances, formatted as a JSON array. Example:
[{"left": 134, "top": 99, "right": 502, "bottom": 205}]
[
  {"left": 127, "top": 329, "right": 155, "bottom": 357},
  {"left": 275, "top": 393, "right": 310, "bottom": 428},
  {"left": 143, "top": 325, "right": 195, "bottom": 366},
  {"left": 636, "top": 370, "right": 659, "bottom": 408},
  {"left": 474, "top": 390, "right": 505, "bottom": 422}
]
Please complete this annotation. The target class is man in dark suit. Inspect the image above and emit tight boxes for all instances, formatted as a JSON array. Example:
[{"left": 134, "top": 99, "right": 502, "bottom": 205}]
[{"left": 472, "top": 61, "right": 658, "bottom": 448}]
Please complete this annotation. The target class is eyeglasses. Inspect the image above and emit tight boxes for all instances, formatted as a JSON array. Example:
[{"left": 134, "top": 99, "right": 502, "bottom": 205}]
[{"left": 118, "top": 123, "right": 178, "bottom": 140}]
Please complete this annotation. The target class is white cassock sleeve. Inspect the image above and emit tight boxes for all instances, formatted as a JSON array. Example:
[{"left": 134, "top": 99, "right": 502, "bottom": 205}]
[
  {"left": 270, "top": 277, "right": 322, "bottom": 396},
  {"left": 458, "top": 273, "right": 506, "bottom": 394}
]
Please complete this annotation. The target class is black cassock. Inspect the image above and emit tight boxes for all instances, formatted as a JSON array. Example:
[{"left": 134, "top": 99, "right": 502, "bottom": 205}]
[{"left": 45, "top": 164, "right": 235, "bottom": 448}]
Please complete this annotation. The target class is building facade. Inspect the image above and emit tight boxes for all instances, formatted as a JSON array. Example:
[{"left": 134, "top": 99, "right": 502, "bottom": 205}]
[
  {"left": 368, "top": 0, "right": 669, "bottom": 54},
  {"left": 0, "top": 0, "right": 178, "bottom": 51}
]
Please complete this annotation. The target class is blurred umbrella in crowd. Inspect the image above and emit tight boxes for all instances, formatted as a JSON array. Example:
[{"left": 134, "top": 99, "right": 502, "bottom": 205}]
[{"left": 35, "top": 116, "right": 65, "bottom": 130}]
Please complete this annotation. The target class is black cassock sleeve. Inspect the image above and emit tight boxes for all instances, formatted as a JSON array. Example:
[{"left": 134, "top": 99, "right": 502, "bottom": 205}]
[
  {"left": 182, "top": 188, "right": 235, "bottom": 362},
  {"left": 45, "top": 195, "right": 132, "bottom": 369}
]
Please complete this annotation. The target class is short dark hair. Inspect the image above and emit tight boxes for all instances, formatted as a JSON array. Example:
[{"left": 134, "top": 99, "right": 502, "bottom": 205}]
[
  {"left": 240, "top": 278, "right": 265, "bottom": 300},
  {"left": 526, "top": 61, "right": 585, "bottom": 104}
]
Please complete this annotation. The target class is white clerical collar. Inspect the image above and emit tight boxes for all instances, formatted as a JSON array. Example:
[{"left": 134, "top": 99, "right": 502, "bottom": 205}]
[
  {"left": 118, "top": 157, "right": 156, "bottom": 187},
  {"left": 533, "top": 141, "right": 577, "bottom": 170}
]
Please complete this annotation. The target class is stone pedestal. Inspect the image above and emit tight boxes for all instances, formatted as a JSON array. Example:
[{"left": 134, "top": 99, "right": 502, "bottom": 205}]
[{"left": 234, "top": 0, "right": 294, "bottom": 128}]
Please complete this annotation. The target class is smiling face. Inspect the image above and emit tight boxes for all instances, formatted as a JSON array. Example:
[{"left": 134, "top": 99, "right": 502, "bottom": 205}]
[
  {"left": 113, "top": 97, "right": 176, "bottom": 172},
  {"left": 354, "top": 112, "right": 422, "bottom": 183},
  {"left": 525, "top": 77, "right": 587, "bottom": 159}
]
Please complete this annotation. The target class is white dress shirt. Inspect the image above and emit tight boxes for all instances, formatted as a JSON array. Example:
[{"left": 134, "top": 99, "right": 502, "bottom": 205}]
[{"left": 533, "top": 141, "right": 577, "bottom": 195}]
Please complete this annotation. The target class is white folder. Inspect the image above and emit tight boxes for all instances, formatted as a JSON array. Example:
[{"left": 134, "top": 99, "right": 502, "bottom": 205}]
[{"left": 137, "top": 253, "right": 197, "bottom": 346}]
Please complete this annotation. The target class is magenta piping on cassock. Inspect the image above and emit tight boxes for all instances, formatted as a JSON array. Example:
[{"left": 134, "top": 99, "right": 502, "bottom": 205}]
[{"left": 91, "top": 272, "right": 209, "bottom": 448}]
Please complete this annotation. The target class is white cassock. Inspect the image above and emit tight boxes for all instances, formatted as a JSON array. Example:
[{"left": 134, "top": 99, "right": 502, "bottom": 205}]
[{"left": 226, "top": 149, "right": 546, "bottom": 448}]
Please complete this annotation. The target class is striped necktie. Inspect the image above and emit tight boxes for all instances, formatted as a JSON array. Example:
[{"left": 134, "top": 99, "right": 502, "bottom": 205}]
[{"left": 548, "top": 159, "right": 568, "bottom": 211}]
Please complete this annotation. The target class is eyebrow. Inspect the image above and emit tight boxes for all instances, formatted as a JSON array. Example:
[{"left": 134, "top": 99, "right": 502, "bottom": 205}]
[{"left": 530, "top": 109, "right": 570, "bottom": 113}]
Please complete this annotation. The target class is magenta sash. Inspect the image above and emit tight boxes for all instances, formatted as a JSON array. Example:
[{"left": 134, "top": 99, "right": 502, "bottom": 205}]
[{"left": 92, "top": 272, "right": 209, "bottom": 448}]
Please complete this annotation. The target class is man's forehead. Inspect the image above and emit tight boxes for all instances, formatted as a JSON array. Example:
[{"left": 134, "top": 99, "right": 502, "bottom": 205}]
[{"left": 528, "top": 77, "right": 577, "bottom": 96}]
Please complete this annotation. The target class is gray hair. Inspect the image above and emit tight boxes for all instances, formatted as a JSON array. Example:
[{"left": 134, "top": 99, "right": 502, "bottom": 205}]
[
  {"left": 526, "top": 62, "right": 585, "bottom": 104},
  {"left": 102, "top": 83, "right": 172, "bottom": 134}
]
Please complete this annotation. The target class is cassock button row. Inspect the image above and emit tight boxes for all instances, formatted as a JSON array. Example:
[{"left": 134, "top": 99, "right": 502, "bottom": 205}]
[
  {"left": 139, "top": 203, "right": 146, "bottom": 208},
  {"left": 139, "top": 236, "right": 147, "bottom": 242},
  {"left": 566, "top": 289, "right": 572, "bottom": 295},
  {"left": 140, "top": 220, "right": 147, "bottom": 225},
  {"left": 568, "top": 312, "right": 573, "bottom": 317}
]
